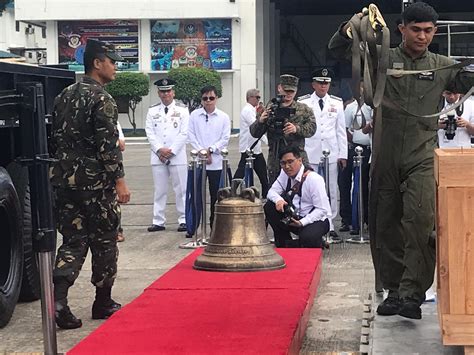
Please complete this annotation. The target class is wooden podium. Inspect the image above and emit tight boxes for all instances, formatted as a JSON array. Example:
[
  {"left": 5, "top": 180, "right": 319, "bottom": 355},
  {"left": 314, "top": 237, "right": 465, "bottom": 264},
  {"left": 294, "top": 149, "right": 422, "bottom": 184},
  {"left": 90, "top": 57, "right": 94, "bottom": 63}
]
[{"left": 435, "top": 148, "right": 474, "bottom": 353}]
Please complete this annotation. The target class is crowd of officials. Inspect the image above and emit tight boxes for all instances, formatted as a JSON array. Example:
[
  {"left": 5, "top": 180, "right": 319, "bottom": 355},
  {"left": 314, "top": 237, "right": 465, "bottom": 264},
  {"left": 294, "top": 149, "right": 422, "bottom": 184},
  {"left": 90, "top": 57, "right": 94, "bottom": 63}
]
[{"left": 48, "top": 1, "right": 474, "bottom": 330}]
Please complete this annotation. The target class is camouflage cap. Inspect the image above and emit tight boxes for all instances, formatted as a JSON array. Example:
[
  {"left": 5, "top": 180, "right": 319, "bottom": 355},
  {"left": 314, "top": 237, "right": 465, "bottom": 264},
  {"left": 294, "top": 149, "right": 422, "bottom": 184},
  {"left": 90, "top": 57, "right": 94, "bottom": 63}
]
[
  {"left": 280, "top": 74, "right": 299, "bottom": 91},
  {"left": 84, "top": 39, "right": 124, "bottom": 62}
]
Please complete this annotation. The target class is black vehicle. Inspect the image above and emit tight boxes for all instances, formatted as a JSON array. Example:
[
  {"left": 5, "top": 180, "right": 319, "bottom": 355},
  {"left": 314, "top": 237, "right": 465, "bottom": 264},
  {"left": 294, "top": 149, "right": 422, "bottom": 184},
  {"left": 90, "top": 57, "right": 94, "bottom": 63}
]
[{"left": 0, "top": 60, "right": 74, "bottom": 327}]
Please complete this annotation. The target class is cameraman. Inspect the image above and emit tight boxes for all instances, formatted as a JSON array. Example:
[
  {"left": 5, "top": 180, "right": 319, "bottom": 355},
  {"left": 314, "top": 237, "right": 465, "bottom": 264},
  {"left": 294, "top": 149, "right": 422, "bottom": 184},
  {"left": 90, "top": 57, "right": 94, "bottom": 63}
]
[
  {"left": 264, "top": 146, "right": 331, "bottom": 248},
  {"left": 437, "top": 88, "right": 474, "bottom": 148},
  {"left": 250, "top": 74, "right": 316, "bottom": 185}
]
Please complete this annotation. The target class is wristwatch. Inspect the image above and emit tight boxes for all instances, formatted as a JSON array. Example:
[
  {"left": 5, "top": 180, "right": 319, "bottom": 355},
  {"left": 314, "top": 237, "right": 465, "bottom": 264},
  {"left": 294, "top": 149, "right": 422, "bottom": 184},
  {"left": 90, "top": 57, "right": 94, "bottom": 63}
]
[{"left": 208, "top": 147, "right": 214, "bottom": 154}]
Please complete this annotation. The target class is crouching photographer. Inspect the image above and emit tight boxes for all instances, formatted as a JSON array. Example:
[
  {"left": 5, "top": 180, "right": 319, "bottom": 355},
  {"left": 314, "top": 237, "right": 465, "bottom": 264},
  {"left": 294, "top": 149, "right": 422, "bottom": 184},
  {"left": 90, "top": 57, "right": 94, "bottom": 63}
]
[{"left": 264, "top": 146, "right": 331, "bottom": 248}]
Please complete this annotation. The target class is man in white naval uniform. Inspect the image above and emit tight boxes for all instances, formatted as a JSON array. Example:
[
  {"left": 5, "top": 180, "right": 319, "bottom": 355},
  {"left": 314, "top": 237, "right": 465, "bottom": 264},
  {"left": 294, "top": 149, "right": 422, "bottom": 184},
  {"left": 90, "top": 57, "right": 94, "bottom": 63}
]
[
  {"left": 145, "top": 78, "right": 189, "bottom": 232},
  {"left": 299, "top": 68, "right": 347, "bottom": 240},
  {"left": 437, "top": 87, "right": 474, "bottom": 148}
]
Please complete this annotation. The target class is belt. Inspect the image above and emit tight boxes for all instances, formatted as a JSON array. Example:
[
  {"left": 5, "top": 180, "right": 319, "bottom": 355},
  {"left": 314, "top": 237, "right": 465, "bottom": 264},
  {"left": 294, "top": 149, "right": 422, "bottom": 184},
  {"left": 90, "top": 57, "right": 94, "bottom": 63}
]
[{"left": 349, "top": 142, "right": 370, "bottom": 148}]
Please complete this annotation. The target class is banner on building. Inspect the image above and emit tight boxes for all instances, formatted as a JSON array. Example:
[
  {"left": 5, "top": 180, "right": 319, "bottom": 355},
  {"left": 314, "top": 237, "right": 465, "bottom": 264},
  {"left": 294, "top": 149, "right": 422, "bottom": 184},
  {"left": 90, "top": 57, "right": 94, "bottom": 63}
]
[
  {"left": 58, "top": 20, "right": 139, "bottom": 72},
  {"left": 150, "top": 19, "right": 232, "bottom": 71}
]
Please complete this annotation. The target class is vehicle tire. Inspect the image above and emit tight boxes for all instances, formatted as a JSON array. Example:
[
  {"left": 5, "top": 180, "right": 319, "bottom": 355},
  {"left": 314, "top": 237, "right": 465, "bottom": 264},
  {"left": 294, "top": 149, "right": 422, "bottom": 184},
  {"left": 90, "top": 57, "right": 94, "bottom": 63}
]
[
  {"left": 6, "top": 163, "right": 41, "bottom": 302},
  {"left": 0, "top": 167, "right": 23, "bottom": 327}
]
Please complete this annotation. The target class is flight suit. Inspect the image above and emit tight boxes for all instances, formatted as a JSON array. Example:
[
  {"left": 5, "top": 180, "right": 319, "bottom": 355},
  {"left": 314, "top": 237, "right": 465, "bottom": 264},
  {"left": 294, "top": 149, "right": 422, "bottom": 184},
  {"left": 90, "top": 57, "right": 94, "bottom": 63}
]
[{"left": 329, "top": 32, "right": 474, "bottom": 302}]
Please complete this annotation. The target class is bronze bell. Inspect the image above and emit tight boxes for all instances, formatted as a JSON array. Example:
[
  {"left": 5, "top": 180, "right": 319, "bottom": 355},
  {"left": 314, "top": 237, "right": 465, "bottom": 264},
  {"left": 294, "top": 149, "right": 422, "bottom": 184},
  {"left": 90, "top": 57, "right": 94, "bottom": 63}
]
[{"left": 194, "top": 180, "right": 286, "bottom": 272}]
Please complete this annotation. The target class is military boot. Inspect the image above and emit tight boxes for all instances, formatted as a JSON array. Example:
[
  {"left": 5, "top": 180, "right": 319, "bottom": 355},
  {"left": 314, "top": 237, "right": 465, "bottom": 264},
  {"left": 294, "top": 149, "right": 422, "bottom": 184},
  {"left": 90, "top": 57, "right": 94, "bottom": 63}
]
[
  {"left": 55, "top": 300, "right": 82, "bottom": 329},
  {"left": 398, "top": 297, "right": 422, "bottom": 320},
  {"left": 92, "top": 287, "right": 122, "bottom": 319},
  {"left": 376, "top": 294, "right": 401, "bottom": 316}
]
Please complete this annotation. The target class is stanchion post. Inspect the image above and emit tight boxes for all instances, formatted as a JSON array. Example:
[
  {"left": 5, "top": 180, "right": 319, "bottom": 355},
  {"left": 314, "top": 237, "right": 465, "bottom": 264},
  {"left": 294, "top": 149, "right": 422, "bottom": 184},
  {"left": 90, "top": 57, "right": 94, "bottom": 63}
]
[
  {"left": 245, "top": 148, "right": 255, "bottom": 188},
  {"left": 221, "top": 148, "right": 229, "bottom": 188},
  {"left": 199, "top": 149, "right": 208, "bottom": 242},
  {"left": 179, "top": 150, "right": 205, "bottom": 249},
  {"left": 321, "top": 149, "right": 342, "bottom": 245},
  {"left": 347, "top": 146, "right": 369, "bottom": 244},
  {"left": 322, "top": 149, "right": 331, "bottom": 200}
]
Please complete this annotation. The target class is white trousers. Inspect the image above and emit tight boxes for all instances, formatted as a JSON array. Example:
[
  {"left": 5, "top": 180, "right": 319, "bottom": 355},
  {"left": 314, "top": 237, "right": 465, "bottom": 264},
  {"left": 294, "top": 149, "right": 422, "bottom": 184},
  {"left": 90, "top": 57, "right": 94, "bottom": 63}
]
[
  {"left": 151, "top": 164, "right": 187, "bottom": 226},
  {"left": 310, "top": 161, "right": 338, "bottom": 231}
]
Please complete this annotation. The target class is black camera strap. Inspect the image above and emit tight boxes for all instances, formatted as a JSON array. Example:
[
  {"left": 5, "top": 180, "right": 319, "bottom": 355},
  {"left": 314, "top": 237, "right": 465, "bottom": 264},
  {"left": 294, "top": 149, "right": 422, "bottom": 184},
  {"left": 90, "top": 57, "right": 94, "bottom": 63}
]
[{"left": 285, "top": 168, "right": 312, "bottom": 201}]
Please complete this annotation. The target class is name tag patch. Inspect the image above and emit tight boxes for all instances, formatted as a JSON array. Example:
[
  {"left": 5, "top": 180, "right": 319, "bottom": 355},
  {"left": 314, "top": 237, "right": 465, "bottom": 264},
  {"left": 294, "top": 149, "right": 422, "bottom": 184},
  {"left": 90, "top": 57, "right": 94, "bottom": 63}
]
[{"left": 417, "top": 71, "right": 434, "bottom": 81}]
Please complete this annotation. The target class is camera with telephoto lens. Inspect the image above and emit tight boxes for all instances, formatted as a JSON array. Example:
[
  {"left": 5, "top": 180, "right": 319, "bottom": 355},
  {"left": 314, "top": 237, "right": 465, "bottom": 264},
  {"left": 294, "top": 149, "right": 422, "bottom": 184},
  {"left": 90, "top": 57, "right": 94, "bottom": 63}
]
[
  {"left": 281, "top": 203, "right": 301, "bottom": 225},
  {"left": 280, "top": 191, "right": 301, "bottom": 225},
  {"left": 444, "top": 110, "right": 457, "bottom": 140},
  {"left": 267, "top": 94, "right": 296, "bottom": 133}
]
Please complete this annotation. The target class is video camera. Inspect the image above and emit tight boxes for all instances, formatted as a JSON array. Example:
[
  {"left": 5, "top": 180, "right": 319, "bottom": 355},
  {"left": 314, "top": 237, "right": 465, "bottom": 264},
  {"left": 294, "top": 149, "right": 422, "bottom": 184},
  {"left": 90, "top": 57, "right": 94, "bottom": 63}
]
[{"left": 267, "top": 94, "right": 296, "bottom": 133}]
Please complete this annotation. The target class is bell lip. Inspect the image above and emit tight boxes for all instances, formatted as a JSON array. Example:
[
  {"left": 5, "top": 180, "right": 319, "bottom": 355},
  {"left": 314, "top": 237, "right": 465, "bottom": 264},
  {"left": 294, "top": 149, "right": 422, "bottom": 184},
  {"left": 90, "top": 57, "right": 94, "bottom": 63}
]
[{"left": 192, "top": 263, "right": 286, "bottom": 272}]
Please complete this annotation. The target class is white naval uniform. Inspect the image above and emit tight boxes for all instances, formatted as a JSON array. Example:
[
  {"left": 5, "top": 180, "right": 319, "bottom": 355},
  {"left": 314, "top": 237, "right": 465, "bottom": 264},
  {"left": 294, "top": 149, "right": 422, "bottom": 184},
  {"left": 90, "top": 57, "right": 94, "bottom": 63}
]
[
  {"left": 437, "top": 98, "right": 474, "bottom": 148},
  {"left": 145, "top": 100, "right": 189, "bottom": 226},
  {"left": 299, "top": 92, "right": 347, "bottom": 230}
]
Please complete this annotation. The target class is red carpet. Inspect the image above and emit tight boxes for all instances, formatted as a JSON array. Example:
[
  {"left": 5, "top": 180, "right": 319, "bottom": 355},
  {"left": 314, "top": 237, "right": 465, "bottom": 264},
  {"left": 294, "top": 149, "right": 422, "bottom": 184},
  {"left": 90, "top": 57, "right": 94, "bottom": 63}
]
[{"left": 68, "top": 249, "right": 322, "bottom": 355}]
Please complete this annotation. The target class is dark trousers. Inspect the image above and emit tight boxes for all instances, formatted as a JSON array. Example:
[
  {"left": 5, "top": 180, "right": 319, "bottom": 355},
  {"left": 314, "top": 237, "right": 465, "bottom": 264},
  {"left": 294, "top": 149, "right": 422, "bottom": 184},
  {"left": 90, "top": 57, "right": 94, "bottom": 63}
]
[
  {"left": 264, "top": 201, "right": 329, "bottom": 248},
  {"left": 207, "top": 169, "right": 221, "bottom": 227},
  {"left": 338, "top": 143, "right": 371, "bottom": 227},
  {"left": 233, "top": 152, "right": 269, "bottom": 198}
]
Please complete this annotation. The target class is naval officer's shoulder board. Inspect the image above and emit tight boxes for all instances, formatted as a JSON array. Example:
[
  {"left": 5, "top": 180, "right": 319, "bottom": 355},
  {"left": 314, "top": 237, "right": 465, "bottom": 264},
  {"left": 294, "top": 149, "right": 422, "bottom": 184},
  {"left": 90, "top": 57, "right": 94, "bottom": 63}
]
[
  {"left": 329, "top": 95, "right": 342, "bottom": 102},
  {"left": 297, "top": 93, "right": 311, "bottom": 101}
]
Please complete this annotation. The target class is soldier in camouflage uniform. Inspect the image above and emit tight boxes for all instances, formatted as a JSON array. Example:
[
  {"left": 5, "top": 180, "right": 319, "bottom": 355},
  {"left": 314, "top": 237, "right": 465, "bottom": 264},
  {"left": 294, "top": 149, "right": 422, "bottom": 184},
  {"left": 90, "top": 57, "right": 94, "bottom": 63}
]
[
  {"left": 49, "top": 39, "right": 131, "bottom": 329},
  {"left": 249, "top": 74, "right": 316, "bottom": 185},
  {"left": 329, "top": 2, "right": 474, "bottom": 319}
]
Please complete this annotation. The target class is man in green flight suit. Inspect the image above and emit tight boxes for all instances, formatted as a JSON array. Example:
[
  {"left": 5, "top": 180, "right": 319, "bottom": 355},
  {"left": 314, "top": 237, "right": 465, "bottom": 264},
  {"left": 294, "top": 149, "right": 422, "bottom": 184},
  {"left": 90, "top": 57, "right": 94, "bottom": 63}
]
[
  {"left": 329, "top": 2, "right": 474, "bottom": 319},
  {"left": 250, "top": 74, "right": 316, "bottom": 185},
  {"left": 50, "top": 39, "right": 131, "bottom": 329}
]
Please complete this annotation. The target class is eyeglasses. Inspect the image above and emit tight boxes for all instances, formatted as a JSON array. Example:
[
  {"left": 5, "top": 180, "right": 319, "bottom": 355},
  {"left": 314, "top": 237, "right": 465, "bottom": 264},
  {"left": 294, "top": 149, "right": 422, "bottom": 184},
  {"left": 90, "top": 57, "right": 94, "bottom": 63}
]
[
  {"left": 252, "top": 95, "right": 261, "bottom": 99},
  {"left": 279, "top": 159, "right": 297, "bottom": 167},
  {"left": 202, "top": 96, "right": 216, "bottom": 101}
]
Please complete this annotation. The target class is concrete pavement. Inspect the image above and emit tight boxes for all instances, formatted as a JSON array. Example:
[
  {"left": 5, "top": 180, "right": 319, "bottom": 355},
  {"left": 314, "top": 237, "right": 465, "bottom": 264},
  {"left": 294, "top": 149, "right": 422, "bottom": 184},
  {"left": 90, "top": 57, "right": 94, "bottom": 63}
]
[{"left": 0, "top": 136, "right": 455, "bottom": 354}]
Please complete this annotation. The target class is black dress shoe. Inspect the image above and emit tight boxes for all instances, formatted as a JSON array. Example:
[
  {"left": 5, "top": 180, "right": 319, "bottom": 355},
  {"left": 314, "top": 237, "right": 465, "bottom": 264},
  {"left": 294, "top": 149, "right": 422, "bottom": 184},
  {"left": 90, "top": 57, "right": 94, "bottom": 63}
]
[
  {"left": 56, "top": 305, "right": 82, "bottom": 329},
  {"left": 177, "top": 223, "right": 187, "bottom": 232},
  {"left": 147, "top": 224, "right": 165, "bottom": 232},
  {"left": 376, "top": 296, "right": 401, "bottom": 316},
  {"left": 339, "top": 223, "right": 350, "bottom": 232},
  {"left": 329, "top": 231, "right": 341, "bottom": 241},
  {"left": 350, "top": 229, "right": 360, "bottom": 235},
  {"left": 399, "top": 297, "right": 422, "bottom": 319},
  {"left": 92, "top": 299, "right": 122, "bottom": 320}
]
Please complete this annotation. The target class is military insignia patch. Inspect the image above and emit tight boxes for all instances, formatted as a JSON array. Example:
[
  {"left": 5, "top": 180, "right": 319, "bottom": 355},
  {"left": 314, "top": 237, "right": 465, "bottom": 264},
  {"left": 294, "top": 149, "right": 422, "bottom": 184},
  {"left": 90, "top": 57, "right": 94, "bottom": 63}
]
[
  {"left": 174, "top": 122, "right": 178, "bottom": 128},
  {"left": 103, "top": 101, "right": 115, "bottom": 117},
  {"left": 322, "top": 68, "right": 328, "bottom": 76}
]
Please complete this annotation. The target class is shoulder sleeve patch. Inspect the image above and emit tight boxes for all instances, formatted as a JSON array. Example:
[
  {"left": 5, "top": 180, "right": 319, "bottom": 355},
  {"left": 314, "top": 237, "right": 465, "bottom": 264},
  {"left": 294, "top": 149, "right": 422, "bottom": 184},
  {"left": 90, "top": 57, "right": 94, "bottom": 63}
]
[
  {"left": 103, "top": 100, "right": 116, "bottom": 118},
  {"left": 297, "top": 94, "right": 311, "bottom": 101},
  {"left": 330, "top": 95, "right": 342, "bottom": 102}
]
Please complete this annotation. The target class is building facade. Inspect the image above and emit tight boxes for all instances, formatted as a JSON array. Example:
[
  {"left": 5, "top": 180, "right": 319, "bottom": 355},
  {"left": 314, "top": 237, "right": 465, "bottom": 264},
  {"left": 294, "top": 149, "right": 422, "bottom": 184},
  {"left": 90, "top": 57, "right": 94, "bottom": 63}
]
[{"left": 13, "top": 0, "right": 281, "bottom": 131}]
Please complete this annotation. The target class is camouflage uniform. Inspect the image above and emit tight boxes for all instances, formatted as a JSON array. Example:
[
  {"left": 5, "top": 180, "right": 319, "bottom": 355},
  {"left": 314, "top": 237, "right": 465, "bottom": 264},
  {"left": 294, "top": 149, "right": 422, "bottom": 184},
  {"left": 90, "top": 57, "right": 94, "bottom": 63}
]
[
  {"left": 249, "top": 100, "right": 316, "bottom": 185},
  {"left": 50, "top": 76, "right": 124, "bottom": 290}
]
